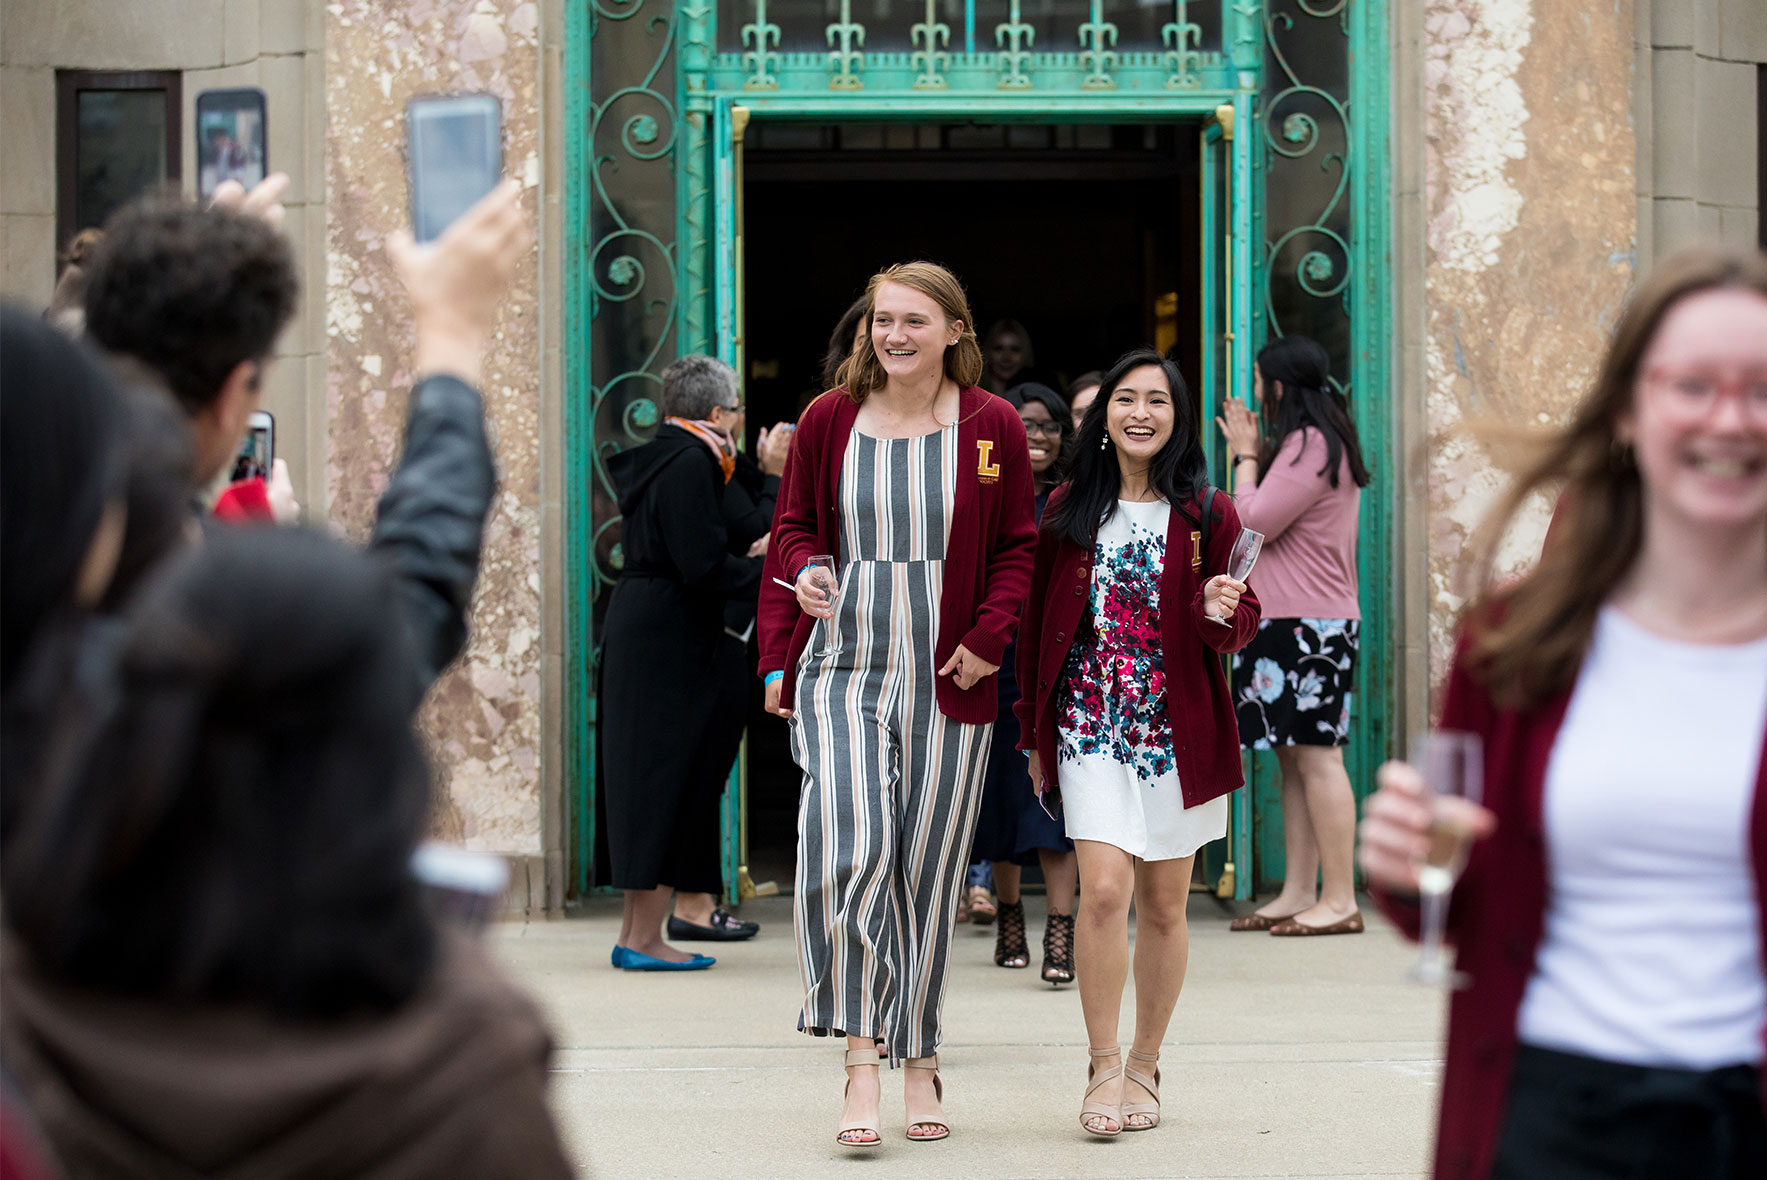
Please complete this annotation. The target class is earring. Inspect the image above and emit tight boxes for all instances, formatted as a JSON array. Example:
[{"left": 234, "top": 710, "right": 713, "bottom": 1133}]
[{"left": 1100, "top": 433, "right": 1109, "bottom": 451}]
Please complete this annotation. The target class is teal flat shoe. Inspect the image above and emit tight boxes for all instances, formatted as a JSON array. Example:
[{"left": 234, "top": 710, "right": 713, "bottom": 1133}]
[{"left": 617, "top": 947, "right": 714, "bottom": 971}]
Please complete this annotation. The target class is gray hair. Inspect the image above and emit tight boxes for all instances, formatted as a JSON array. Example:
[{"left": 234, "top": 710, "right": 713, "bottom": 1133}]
[{"left": 660, "top": 354, "right": 739, "bottom": 420}]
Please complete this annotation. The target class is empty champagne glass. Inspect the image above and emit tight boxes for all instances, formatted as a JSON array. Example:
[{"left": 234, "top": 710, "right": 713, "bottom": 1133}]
[
  {"left": 1408, "top": 730, "right": 1484, "bottom": 987},
  {"left": 1209, "top": 528, "right": 1265, "bottom": 625},
  {"left": 806, "top": 554, "right": 838, "bottom": 656}
]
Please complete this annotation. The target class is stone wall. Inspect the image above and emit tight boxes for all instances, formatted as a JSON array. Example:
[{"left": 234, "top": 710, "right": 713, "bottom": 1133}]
[
  {"left": 322, "top": 0, "right": 553, "bottom": 906},
  {"left": 1420, "top": 0, "right": 1641, "bottom": 678}
]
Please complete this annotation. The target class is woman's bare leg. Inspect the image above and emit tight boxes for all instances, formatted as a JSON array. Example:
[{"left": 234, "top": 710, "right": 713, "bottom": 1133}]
[
  {"left": 1124, "top": 854, "right": 1195, "bottom": 1125},
  {"left": 1288, "top": 745, "right": 1360, "bottom": 926},
  {"left": 1074, "top": 839, "right": 1136, "bottom": 1132},
  {"left": 1255, "top": 748, "right": 1319, "bottom": 919}
]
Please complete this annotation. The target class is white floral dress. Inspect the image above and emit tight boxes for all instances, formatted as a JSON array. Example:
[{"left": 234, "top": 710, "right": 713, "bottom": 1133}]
[{"left": 1055, "top": 499, "right": 1229, "bottom": 861}]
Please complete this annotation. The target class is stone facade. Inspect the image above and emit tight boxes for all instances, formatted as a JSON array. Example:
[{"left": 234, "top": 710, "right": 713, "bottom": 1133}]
[{"left": 322, "top": 0, "right": 555, "bottom": 909}]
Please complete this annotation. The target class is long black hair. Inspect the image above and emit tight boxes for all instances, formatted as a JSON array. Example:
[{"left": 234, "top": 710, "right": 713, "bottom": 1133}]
[
  {"left": 1043, "top": 348, "right": 1210, "bottom": 550},
  {"left": 2, "top": 528, "right": 438, "bottom": 1018},
  {"left": 1004, "top": 380, "right": 1073, "bottom": 494},
  {"left": 1255, "top": 335, "right": 1371, "bottom": 489}
]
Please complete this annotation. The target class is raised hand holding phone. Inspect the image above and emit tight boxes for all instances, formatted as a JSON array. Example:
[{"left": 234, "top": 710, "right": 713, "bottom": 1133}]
[{"left": 387, "top": 180, "right": 529, "bottom": 385}]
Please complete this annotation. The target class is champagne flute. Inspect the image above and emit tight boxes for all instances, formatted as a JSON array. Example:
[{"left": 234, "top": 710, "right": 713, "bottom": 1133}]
[
  {"left": 806, "top": 554, "right": 838, "bottom": 656},
  {"left": 1407, "top": 731, "right": 1484, "bottom": 988},
  {"left": 1208, "top": 529, "right": 1265, "bottom": 625}
]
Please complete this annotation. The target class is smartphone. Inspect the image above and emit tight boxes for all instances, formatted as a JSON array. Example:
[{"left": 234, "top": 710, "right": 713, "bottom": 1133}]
[
  {"left": 196, "top": 88, "right": 268, "bottom": 200},
  {"left": 406, "top": 93, "right": 503, "bottom": 243},
  {"left": 231, "top": 410, "right": 274, "bottom": 484}
]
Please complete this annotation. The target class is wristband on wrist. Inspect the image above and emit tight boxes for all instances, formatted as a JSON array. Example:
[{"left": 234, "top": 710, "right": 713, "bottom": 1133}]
[
  {"left": 1232, "top": 453, "right": 1257, "bottom": 467},
  {"left": 795, "top": 563, "right": 814, "bottom": 585},
  {"left": 764, "top": 670, "right": 784, "bottom": 686}
]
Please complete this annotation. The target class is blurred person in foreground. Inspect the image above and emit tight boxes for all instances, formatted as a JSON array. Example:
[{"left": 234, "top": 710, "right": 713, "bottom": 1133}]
[
  {"left": 83, "top": 178, "right": 529, "bottom": 699},
  {"left": 600, "top": 355, "right": 763, "bottom": 968},
  {"left": 1, "top": 529, "right": 574, "bottom": 1178},
  {"left": 1360, "top": 247, "right": 1767, "bottom": 1180},
  {"left": 1217, "top": 335, "right": 1371, "bottom": 936}
]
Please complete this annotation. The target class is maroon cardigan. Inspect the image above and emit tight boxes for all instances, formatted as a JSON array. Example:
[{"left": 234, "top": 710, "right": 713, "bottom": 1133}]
[
  {"left": 1012, "top": 484, "right": 1260, "bottom": 809},
  {"left": 757, "top": 385, "right": 1038, "bottom": 724},
  {"left": 1375, "top": 632, "right": 1767, "bottom": 1180}
]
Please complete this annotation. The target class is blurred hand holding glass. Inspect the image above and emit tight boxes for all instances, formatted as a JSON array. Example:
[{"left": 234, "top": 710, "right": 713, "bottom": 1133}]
[{"left": 1407, "top": 731, "right": 1484, "bottom": 987}]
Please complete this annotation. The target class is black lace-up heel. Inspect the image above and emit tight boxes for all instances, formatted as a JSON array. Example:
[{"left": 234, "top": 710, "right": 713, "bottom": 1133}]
[
  {"left": 994, "top": 899, "right": 1028, "bottom": 968},
  {"left": 1042, "top": 911, "right": 1075, "bottom": 986}
]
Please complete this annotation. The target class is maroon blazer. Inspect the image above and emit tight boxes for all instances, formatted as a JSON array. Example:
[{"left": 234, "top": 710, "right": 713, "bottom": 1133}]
[
  {"left": 1375, "top": 631, "right": 1767, "bottom": 1180},
  {"left": 1012, "top": 484, "right": 1260, "bottom": 809},
  {"left": 757, "top": 385, "right": 1038, "bottom": 725}
]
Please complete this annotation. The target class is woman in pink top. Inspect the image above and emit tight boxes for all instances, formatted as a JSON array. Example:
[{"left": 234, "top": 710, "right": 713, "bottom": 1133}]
[{"left": 1216, "top": 335, "right": 1371, "bottom": 936}]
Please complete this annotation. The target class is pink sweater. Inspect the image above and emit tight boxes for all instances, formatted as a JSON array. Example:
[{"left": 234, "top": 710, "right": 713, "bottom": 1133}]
[{"left": 1233, "top": 427, "right": 1361, "bottom": 620}]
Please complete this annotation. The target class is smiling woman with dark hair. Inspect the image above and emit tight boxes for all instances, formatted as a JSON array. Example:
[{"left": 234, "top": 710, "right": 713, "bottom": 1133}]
[{"left": 1019, "top": 347, "right": 1259, "bottom": 1137}]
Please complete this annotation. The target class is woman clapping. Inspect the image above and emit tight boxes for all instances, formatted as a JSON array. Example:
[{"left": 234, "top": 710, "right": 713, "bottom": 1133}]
[{"left": 1015, "top": 349, "right": 1258, "bottom": 1137}]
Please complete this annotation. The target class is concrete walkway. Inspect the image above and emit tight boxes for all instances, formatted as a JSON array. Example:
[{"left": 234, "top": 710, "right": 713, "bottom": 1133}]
[{"left": 491, "top": 894, "right": 1444, "bottom": 1179}]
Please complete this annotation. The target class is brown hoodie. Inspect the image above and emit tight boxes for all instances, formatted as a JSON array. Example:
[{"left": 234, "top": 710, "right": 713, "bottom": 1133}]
[{"left": 1, "top": 932, "right": 577, "bottom": 1179}]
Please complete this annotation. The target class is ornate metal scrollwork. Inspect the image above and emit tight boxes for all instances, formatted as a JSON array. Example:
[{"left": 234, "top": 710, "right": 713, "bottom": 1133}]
[
  {"left": 1078, "top": 0, "right": 1119, "bottom": 90},
  {"left": 996, "top": 0, "right": 1035, "bottom": 90},
  {"left": 740, "top": 0, "right": 781, "bottom": 90},
  {"left": 587, "top": 6, "right": 680, "bottom": 596},
  {"left": 1259, "top": 3, "right": 1351, "bottom": 382},
  {"left": 826, "top": 0, "right": 865, "bottom": 91},
  {"left": 911, "top": 0, "right": 951, "bottom": 90},
  {"left": 1163, "top": 2, "right": 1204, "bottom": 89}
]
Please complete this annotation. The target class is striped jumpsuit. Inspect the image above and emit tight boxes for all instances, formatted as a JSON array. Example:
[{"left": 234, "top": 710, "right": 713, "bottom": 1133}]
[{"left": 790, "top": 424, "right": 993, "bottom": 1061}]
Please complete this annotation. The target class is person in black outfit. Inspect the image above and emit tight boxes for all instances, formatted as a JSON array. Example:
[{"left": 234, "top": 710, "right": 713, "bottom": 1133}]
[
  {"left": 602, "top": 355, "right": 763, "bottom": 970},
  {"left": 667, "top": 405, "right": 793, "bottom": 942}
]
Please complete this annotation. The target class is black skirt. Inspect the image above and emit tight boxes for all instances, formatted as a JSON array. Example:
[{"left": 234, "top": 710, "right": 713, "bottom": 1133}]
[
  {"left": 1229, "top": 617, "right": 1358, "bottom": 749},
  {"left": 599, "top": 577, "right": 744, "bottom": 894}
]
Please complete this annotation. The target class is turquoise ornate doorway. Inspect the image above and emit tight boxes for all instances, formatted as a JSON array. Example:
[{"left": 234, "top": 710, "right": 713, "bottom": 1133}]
[{"left": 565, "top": 1, "right": 1393, "bottom": 901}]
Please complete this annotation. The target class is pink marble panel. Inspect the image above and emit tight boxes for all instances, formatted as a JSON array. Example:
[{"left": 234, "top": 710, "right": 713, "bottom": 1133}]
[
  {"left": 1423, "top": 0, "right": 1637, "bottom": 684},
  {"left": 325, "top": 0, "right": 544, "bottom": 852}
]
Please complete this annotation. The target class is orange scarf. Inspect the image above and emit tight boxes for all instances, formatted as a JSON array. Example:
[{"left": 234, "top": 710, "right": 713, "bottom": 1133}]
[{"left": 667, "top": 417, "right": 736, "bottom": 484}]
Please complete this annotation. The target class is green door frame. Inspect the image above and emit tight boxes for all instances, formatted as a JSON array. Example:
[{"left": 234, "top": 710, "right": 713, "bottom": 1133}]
[{"left": 563, "top": 2, "right": 1395, "bottom": 901}]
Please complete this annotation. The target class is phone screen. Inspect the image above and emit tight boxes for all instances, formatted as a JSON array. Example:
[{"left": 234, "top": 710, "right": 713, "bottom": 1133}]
[
  {"left": 406, "top": 94, "right": 503, "bottom": 243},
  {"left": 196, "top": 88, "right": 267, "bottom": 200},
  {"left": 233, "top": 413, "right": 274, "bottom": 483}
]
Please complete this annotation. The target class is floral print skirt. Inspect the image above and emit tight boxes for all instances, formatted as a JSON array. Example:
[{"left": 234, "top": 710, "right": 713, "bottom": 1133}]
[{"left": 1230, "top": 617, "right": 1359, "bottom": 749}]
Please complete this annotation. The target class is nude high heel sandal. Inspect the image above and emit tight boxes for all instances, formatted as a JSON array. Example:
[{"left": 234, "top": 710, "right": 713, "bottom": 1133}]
[
  {"left": 903, "top": 1056, "right": 950, "bottom": 1141},
  {"left": 1122, "top": 1049, "right": 1162, "bottom": 1130},
  {"left": 1080, "top": 1047, "right": 1124, "bottom": 1137},
  {"left": 836, "top": 1046, "right": 882, "bottom": 1148}
]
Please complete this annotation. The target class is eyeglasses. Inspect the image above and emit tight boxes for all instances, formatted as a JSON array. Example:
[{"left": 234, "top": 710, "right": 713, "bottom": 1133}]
[
  {"left": 1640, "top": 367, "right": 1767, "bottom": 424},
  {"left": 1020, "top": 419, "right": 1063, "bottom": 438}
]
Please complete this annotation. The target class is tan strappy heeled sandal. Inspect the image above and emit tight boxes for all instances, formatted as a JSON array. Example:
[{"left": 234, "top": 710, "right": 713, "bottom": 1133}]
[
  {"left": 1080, "top": 1046, "right": 1124, "bottom": 1137},
  {"left": 1123, "top": 1049, "right": 1162, "bottom": 1130},
  {"left": 903, "top": 1055, "right": 950, "bottom": 1141},
  {"left": 836, "top": 1046, "right": 882, "bottom": 1148}
]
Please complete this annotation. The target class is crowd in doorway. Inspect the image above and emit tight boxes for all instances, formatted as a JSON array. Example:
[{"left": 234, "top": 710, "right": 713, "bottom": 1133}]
[{"left": 4, "top": 143, "right": 1766, "bottom": 1178}]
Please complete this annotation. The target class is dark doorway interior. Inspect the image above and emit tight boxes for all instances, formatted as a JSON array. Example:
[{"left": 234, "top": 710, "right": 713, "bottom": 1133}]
[{"left": 740, "top": 120, "right": 1203, "bottom": 891}]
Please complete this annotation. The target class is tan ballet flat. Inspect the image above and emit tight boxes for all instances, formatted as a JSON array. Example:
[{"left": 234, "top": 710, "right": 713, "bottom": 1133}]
[
  {"left": 904, "top": 1055, "right": 950, "bottom": 1141},
  {"left": 1080, "top": 1046, "right": 1124, "bottom": 1137},
  {"left": 1122, "top": 1049, "right": 1162, "bottom": 1130},
  {"left": 836, "top": 1046, "right": 882, "bottom": 1148}
]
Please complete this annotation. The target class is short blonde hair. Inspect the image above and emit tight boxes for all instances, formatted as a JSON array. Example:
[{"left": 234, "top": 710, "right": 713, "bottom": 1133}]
[{"left": 835, "top": 261, "right": 985, "bottom": 402}]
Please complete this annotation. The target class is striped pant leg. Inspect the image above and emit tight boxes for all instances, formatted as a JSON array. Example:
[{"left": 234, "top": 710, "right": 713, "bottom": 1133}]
[
  {"left": 790, "top": 574, "right": 899, "bottom": 1045},
  {"left": 886, "top": 560, "right": 993, "bottom": 1060}
]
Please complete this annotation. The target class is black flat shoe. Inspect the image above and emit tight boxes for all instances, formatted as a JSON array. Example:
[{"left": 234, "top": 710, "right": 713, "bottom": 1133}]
[{"left": 668, "top": 910, "right": 759, "bottom": 941}]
